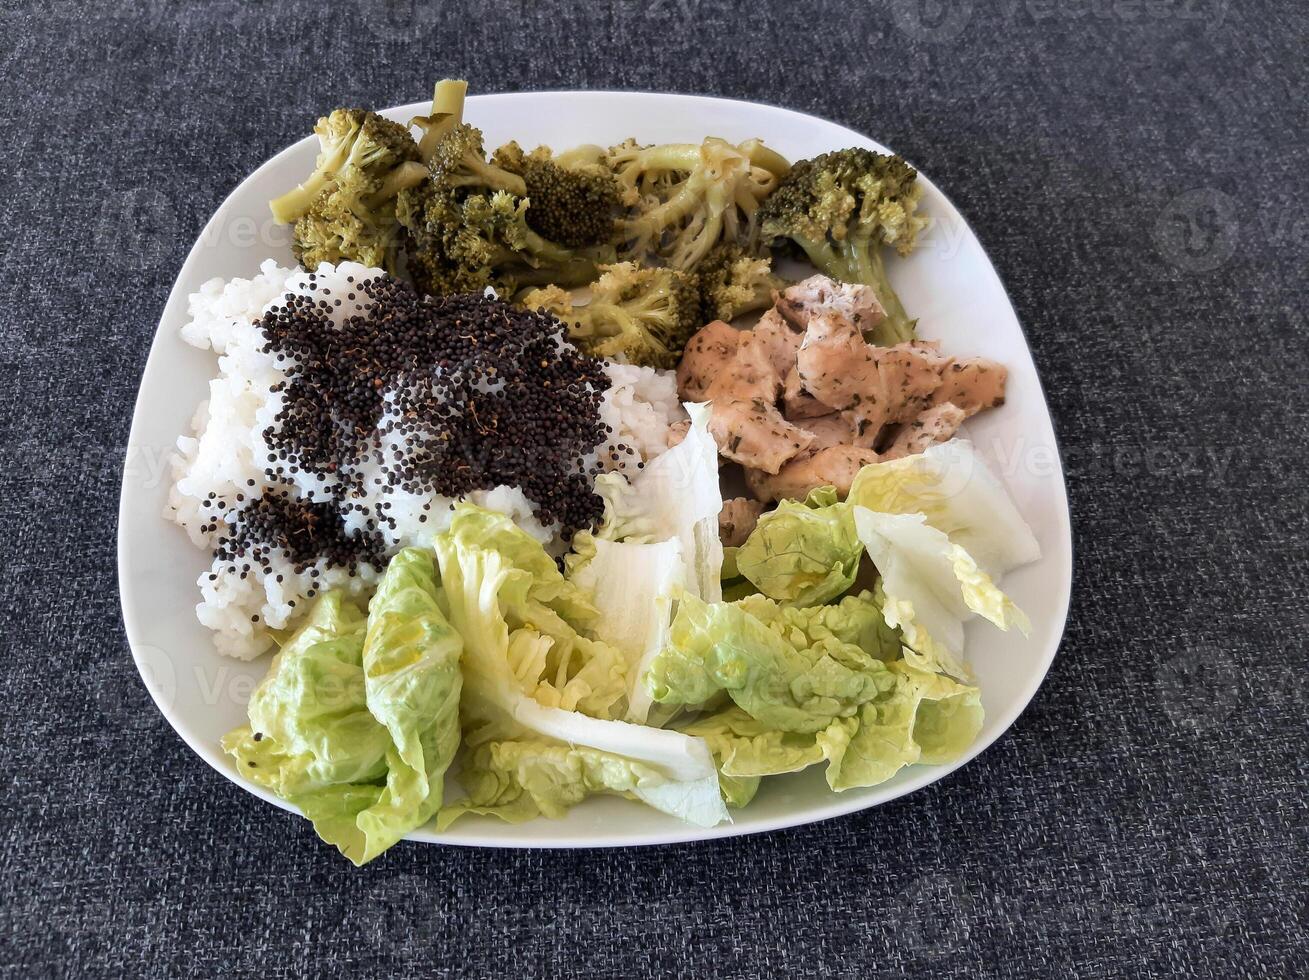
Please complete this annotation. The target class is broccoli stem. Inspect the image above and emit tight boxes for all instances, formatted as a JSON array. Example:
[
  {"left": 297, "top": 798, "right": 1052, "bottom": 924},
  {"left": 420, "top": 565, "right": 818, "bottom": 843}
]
[
  {"left": 417, "top": 79, "right": 468, "bottom": 161},
  {"left": 365, "top": 161, "right": 430, "bottom": 207},
  {"left": 449, "top": 155, "right": 527, "bottom": 196},
  {"left": 738, "top": 140, "right": 791, "bottom": 180},
  {"left": 270, "top": 172, "right": 337, "bottom": 224},
  {"left": 510, "top": 254, "right": 603, "bottom": 289},
  {"left": 842, "top": 242, "right": 915, "bottom": 345},
  {"left": 628, "top": 143, "right": 706, "bottom": 172}
]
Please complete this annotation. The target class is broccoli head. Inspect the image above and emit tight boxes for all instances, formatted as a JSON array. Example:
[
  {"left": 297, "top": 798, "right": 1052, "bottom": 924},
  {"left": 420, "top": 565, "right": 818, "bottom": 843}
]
[
  {"left": 522, "top": 263, "right": 702, "bottom": 369},
  {"left": 393, "top": 81, "right": 616, "bottom": 296},
  {"left": 292, "top": 174, "right": 405, "bottom": 275},
  {"left": 608, "top": 137, "right": 790, "bottom": 272},
  {"left": 757, "top": 148, "right": 928, "bottom": 344},
  {"left": 425, "top": 122, "right": 527, "bottom": 197},
  {"left": 697, "top": 242, "right": 787, "bottom": 322},
  {"left": 493, "top": 141, "right": 621, "bottom": 248},
  {"left": 397, "top": 180, "right": 612, "bottom": 297},
  {"left": 270, "top": 109, "right": 420, "bottom": 224}
]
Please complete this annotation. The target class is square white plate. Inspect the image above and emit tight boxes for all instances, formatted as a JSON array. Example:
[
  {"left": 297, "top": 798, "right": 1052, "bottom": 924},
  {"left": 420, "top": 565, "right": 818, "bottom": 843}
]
[{"left": 118, "top": 91, "right": 1072, "bottom": 849}]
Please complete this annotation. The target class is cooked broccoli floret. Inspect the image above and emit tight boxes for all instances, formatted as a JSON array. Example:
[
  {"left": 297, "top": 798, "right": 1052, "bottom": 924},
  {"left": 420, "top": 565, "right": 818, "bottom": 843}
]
[
  {"left": 522, "top": 263, "right": 702, "bottom": 368},
  {"left": 270, "top": 109, "right": 421, "bottom": 224},
  {"left": 757, "top": 148, "right": 928, "bottom": 345},
  {"left": 393, "top": 81, "right": 616, "bottom": 297},
  {"left": 426, "top": 123, "right": 527, "bottom": 197},
  {"left": 697, "top": 242, "right": 787, "bottom": 322},
  {"left": 493, "top": 141, "right": 621, "bottom": 248},
  {"left": 608, "top": 138, "right": 790, "bottom": 272},
  {"left": 397, "top": 180, "right": 610, "bottom": 297},
  {"left": 292, "top": 175, "right": 404, "bottom": 275}
]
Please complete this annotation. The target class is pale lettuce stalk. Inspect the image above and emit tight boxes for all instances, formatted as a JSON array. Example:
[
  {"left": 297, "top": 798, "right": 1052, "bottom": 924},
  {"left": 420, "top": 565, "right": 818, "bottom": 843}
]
[
  {"left": 847, "top": 440, "right": 1040, "bottom": 576},
  {"left": 594, "top": 402, "right": 723, "bottom": 601},
  {"left": 853, "top": 507, "right": 1030, "bottom": 679},
  {"left": 568, "top": 534, "right": 686, "bottom": 723},
  {"left": 434, "top": 505, "right": 728, "bottom": 828}
]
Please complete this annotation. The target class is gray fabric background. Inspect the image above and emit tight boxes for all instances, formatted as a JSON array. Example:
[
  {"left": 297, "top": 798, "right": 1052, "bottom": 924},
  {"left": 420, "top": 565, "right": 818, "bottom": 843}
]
[{"left": 1, "top": 0, "right": 1305, "bottom": 976}]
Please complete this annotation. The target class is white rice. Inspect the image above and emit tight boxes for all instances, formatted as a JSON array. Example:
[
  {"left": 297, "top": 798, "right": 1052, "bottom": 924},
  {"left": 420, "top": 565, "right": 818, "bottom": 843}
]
[{"left": 168, "top": 261, "right": 686, "bottom": 660}]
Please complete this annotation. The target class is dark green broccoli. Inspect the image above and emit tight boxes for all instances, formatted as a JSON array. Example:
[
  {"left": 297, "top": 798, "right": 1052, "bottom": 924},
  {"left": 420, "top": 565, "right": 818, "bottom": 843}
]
[
  {"left": 697, "top": 242, "right": 787, "bottom": 322},
  {"left": 425, "top": 122, "right": 527, "bottom": 197},
  {"left": 493, "top": 141, "right": 621, "bottom": 248},
  {"left": 270, "top": 109, "right": 421, "bottom": 224},
  {"left": 396, "top": 178, "right": 611, "bottom": 297},
  {"left": 608, "top": 138, "right": 790, "bottom": 271},
  {"left": 521, "top": 263, "right": 702, "bottom": 368},
  {"left": 757, "top": 149, "right": 928, "bottom": 345},
  {"left": 394, "top": 80, "right": 617, "bottom": 296}
]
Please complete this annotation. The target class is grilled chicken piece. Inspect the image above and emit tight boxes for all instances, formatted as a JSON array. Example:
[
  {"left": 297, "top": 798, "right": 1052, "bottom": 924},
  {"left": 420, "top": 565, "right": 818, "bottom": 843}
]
[
  {"left": 930, "top": 358, "right": 1008, "bottom": 416},
  {"left": 882, "top": 403, "right": 967, "bottom": 460},
  {"left": 707, "top": 399, "right": 815, "bottom": 474},
  {"left": 783, "top": 366, "right": 831, "bottom": 420},
  {"left": 710, "top": 329, "right": 781, "bottom": 403},
  {"left": 795, "top": 314, "right": 943, "bottom": 443},
  {"left": 696, "top": 329, "right": 815, "bottom": 474},
  {"left": 776, "top": 275, "right": 886, "bottom": 335},
  {"left": 800, "top": 413, "right": 860, "bottom": 452},
  {"left": 904, "top": 340, "right": 1007, "bottom": 417},
  {"left": 719, "top": 497, "right": 765, "bottom": 547},
  {"left": 745, "top": 445, "right": 881, "bottom": 503},
  {"left": 677, "top": 320, "right": 741, "bottom": 401},
  {"left": 751, "top": 308, "right": 806, "bottom": 379}
]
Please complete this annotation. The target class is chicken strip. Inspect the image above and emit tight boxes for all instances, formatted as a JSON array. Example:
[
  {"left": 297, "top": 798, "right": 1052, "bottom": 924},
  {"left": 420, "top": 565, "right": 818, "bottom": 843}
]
[
  {"left": 677, "top": 320, "right": 740, "bottom": 401},
  {"left": 745, "top": 445, "right": 880, "bottom": 503},
  {"left": 799, "top": 413, "right": 859, "bottom": 452},
  {"left": 707, "top": 399, "right": 815, "bottom": 474},
  {"left": 903, "top": 341, "right": 1007, "bottom": 416},
  {"left": 776, "top": 275, "right": 886, "bottom": 335},
  {"left": 701, "top": 329, "right": 815, "bottom": 474},
  {"left": 881, "top": 403, "right": 967, "bottom": 460},
  {"left": 783, "top": 366, "right": 832, "bottom": 420},
  {"left": 719, "top": 497, "right": 765, "bottom": 547},
  {"left": 711, "top": 329, "right": 781, "bottom": 403},
  {"left": 930, "top": 358, "right": 1008, "bottom": 416},
  {"left": 751, "top": 307, "right": 805, "bottom": 379},
  {"left": 795, "top": 314, "right": 943, "bottom": 444}
]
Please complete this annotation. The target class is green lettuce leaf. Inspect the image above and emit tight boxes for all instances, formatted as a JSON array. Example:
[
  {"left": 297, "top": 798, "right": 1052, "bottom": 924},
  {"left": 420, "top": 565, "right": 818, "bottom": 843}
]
[
  {"left": 221, "top": 593, "right": 387, "bottom": 798},
  {"left": 222, "top": 550, "right": 465, "bottom": 866},
  {"left": 735, "top": 486, "right": 863, "bottom": 606},
  {"left": 352, "top": 548, "right": 463, "bottom": 862},
  {"left": 438, "top": 738, "right": 727, "bottom": 830},
  {"left": 646, "top": 592, "right": 900, "bottom": 733},
  {"left": 652, "top": 594, "right": 986, "bottom": 793}
]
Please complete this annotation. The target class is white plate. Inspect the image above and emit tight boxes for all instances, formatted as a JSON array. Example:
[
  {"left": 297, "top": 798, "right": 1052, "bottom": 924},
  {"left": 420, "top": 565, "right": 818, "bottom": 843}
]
[{"left": 118, "top": 92, "right": 1072, "bottom": 849}]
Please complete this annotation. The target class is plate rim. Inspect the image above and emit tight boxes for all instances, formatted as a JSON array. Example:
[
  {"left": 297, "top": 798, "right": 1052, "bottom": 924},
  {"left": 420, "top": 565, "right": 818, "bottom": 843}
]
[{"left": 118, "top": 89, "right": 1073, "bottom": 850}]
